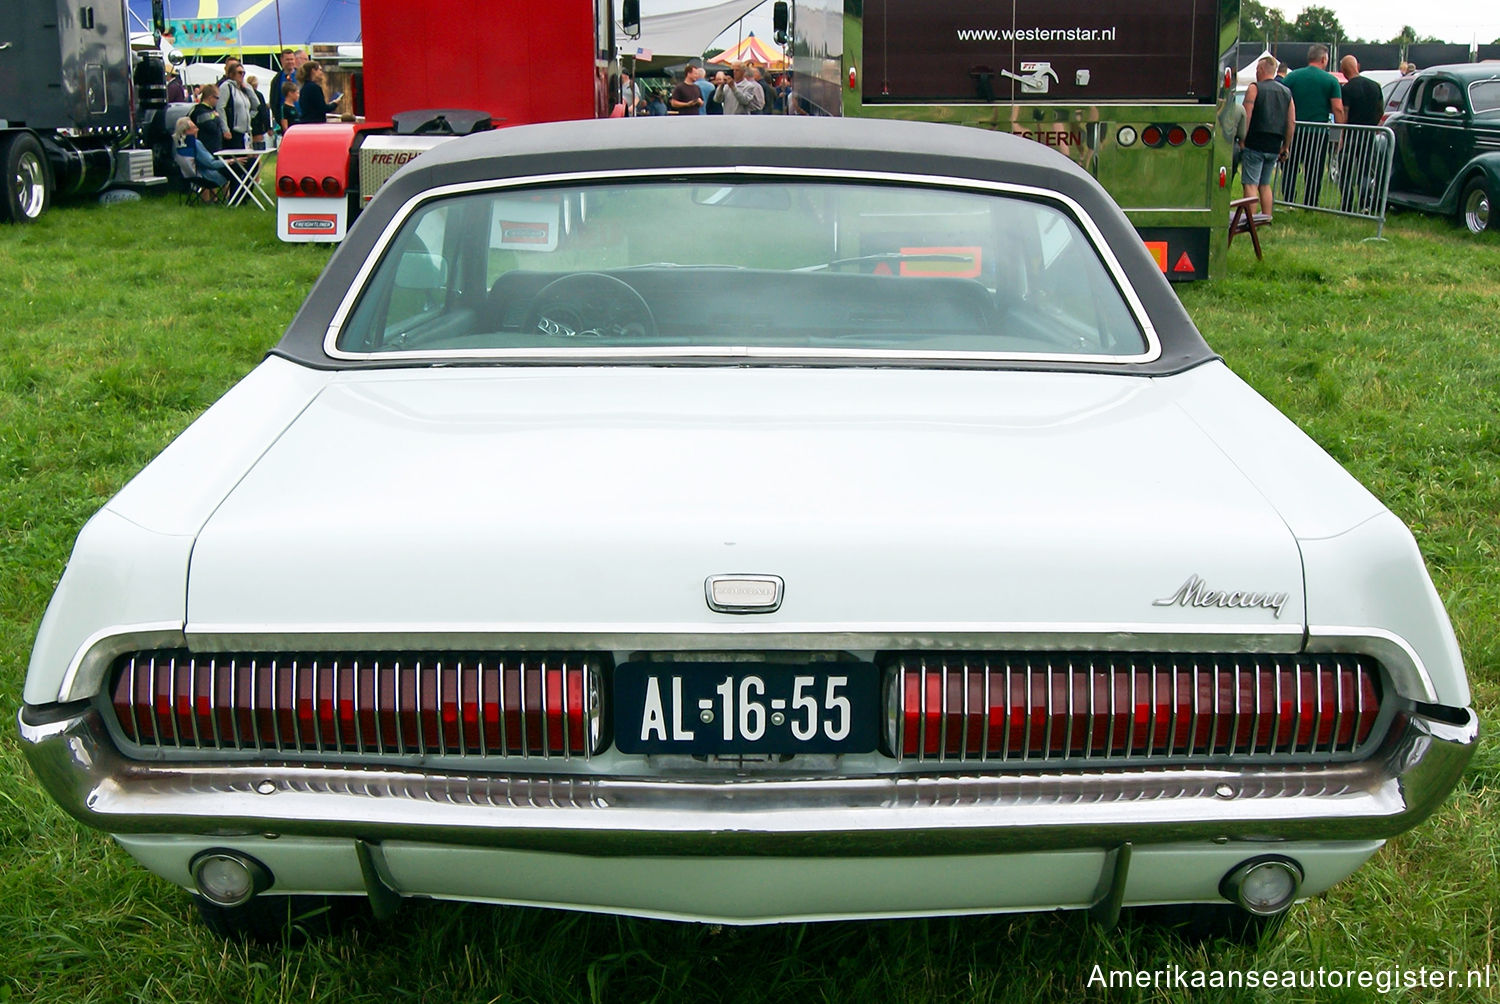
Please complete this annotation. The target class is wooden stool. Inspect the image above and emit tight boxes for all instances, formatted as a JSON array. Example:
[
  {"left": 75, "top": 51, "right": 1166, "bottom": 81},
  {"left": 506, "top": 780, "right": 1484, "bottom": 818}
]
[{"left": 1228, "top": 196, "right": 1268, "bottom": 260}]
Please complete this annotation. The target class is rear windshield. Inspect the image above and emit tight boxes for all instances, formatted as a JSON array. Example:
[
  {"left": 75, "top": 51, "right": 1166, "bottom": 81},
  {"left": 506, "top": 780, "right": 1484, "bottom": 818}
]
[
  {"left": 1471, "top": 80, "right": 1500, "bottom": 115},
  {"left": 335, "top": 180, "right": 1148, "bottom": 361}
]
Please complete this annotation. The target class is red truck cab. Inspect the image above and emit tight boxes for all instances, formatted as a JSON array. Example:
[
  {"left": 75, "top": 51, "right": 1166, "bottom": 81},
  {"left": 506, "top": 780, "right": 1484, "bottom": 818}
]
[{"left": 277, "top": 0, "right": 610, "bottom": 242}]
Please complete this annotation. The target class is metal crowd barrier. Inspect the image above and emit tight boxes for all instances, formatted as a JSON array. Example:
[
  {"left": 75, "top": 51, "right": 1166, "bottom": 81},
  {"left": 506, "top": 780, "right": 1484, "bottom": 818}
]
[{"left": 1276, "top": 121, "right": 1396, "bottom": 236}]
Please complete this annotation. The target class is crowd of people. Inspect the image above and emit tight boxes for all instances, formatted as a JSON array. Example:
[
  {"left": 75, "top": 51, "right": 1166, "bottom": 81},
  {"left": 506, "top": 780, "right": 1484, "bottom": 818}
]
[
  {"left": 166, "top": 48, "right": 344, "bottom": 202},
  {"left": 613, "top": 60, "right": 803, "bottom": 116},
  {"left": 166, "top": 49, "right": 337, "bottom": 154},
  {"left": 1234, "top": 44, "right": 1389, "bottom": 224}
]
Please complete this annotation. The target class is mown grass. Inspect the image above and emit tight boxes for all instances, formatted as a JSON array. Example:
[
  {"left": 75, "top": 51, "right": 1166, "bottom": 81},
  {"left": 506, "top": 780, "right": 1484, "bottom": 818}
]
[{"left": 1, "top": 199, "right": 1497, "bottom": 1003}]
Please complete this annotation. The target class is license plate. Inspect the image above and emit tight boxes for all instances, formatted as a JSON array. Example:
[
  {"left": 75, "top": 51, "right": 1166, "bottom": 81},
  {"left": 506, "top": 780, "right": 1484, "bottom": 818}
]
[{"left": 613, "top": 662, "right": 880, "bottom": 755}]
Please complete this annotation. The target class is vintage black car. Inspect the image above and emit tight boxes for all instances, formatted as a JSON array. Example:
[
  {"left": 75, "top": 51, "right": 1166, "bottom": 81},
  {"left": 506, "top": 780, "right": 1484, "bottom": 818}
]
[{"left": 1384, "top": 64, "right": 1500, "bottom": 233}]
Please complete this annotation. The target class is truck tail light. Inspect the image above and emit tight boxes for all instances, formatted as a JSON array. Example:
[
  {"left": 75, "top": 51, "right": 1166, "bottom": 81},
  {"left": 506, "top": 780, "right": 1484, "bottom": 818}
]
[
  {"left": 1141, "top": 125, "right": 1164, "bottom": 148},
  {"left": 110, "top": 652, "right": 605, "bottom": 759},
  {"left": 1167, "top": 125, "right": 1188, "bottom": 146},
  {"left": 299, "top": 176, "right": 318, "bottom": 195},
  {"left": 887, "top": 654, "right": 1382, "bottom": 762},
  {"left": 321, "top": 176, "right": 343, "bottom": 196},
  {"left": 276, "top": 176, "right": 296, "bottom": 195},
  {"left": 1191, "top": 126, "right": 1213, "bottom": 146}
]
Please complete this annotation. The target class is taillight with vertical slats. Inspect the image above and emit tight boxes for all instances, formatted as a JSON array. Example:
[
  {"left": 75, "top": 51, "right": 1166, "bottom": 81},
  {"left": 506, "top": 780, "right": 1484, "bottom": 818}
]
[
  {"left": 110, "top": 651, "right": 604, "bottom": 758},
  {"left": 888, "top": 653, "right": 1382, "bottom": 762}
]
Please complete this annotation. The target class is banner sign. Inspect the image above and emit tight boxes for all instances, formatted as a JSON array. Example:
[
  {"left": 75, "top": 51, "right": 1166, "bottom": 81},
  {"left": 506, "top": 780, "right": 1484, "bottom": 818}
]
[{"left": 167, "top": 17, "right": 241, "bottom": 49}]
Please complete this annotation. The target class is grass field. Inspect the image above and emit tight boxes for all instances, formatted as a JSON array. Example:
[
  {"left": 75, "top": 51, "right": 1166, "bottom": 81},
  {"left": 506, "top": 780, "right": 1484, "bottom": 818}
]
[{"left": 1, "top": 197, "right": 1497, "bottom": 1003}]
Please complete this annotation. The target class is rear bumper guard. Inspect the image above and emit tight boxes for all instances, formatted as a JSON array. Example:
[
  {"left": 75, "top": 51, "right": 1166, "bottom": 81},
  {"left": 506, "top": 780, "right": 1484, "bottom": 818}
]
[{"left": 19, "top": 703, "right": 1477, "bottom": 857}]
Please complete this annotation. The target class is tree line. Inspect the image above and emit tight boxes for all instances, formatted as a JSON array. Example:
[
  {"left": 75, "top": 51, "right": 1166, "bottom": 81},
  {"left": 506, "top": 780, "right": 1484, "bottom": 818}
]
[{"left": 1243, "top": 2, "right": 1498, "bottom": 46}]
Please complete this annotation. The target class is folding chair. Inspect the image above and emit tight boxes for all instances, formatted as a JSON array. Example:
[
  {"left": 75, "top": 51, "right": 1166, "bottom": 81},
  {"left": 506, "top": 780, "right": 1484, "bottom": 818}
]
[{"left": 174, "top": 150, "right": 224, "bottom": 207}]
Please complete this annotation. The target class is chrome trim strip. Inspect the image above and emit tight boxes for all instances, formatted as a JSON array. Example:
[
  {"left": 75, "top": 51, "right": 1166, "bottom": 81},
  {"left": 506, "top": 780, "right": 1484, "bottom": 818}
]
[
  {"left": 1271, "top": 658, "right": 1283, "bottom": 754},
  {"left": 59, "top": 622, "right": 1442, "bottom": 722},
  {"left": 58, "top": 623, "right": 186, "bottom": 706},
  {"left": 1304, "top": 628, "right": 1439, "bottom": 703},
  {"left": 168, "top": 654, "right": 182, "bottom": 748},
  {"left": 916, "top": 656, "right": 928, "bottom": 763},
  {"left": 320, "top": 166, "right": 1162, "bottom": 366},
  {"left": 19, "top": 705, "right": 1477, "bottom": 856},
  {"left": 185, "top": 622, "right": 1308, "bottom": 652},
  {"left": 980, "top": 656, "right": 991, "bottom": 762}
]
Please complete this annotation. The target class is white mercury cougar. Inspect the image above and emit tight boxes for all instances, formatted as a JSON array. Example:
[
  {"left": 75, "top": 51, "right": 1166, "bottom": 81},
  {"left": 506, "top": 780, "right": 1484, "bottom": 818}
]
[{"left": 20, "top": 117, "right": 1475, "bottom": 939}]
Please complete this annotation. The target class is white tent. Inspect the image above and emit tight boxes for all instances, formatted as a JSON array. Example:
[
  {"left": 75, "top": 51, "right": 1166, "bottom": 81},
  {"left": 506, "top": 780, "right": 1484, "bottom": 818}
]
[
  {"left": 618, "top": 0, "right": 765, "bottom": 61},
  {"left": 1237, "top": 48, "right": 1274, "bottom": 86}
]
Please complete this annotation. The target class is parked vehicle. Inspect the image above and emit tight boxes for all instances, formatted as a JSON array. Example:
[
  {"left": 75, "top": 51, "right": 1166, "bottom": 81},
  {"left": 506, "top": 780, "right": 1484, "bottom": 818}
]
[
  {"left": 0, "top": 0, "right": 174, "bottom": 222},
  {"left": 274, "top": 0, "right": 612, "bottom": 242},
  {"left": 1379, "top": 76, "right": 1414, "bottom": 124},
  {"left": 1383, "top": 64, "right": 1500, "bottom": 233},
  {"left": 20, "top": 117, "right": 1476, "bottom": 939}
]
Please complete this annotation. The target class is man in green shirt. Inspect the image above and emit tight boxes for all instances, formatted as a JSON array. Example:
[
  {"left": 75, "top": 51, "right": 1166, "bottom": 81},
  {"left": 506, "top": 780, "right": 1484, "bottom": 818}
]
[{"left": 1281, "top": 44, "right": 1346, "bottom": 206}]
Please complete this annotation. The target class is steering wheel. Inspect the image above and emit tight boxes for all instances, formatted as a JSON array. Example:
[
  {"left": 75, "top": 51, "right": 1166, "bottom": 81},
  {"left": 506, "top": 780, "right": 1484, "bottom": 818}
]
[{"left": 522, "top": 272, "right": 657, "bottom": 340}]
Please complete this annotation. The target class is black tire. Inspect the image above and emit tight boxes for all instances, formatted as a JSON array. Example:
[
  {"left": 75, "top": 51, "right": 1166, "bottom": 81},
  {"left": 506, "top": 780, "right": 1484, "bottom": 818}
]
[
  {"left": 192, "top": 893, "right": 367, "bottom": 942},
  {"left": 1128, "top": 902, "right": 1291, "bottom": 946},
  {"left": 1459, "top": 176, "right": 1495, "bottom": 235},
  {"left": 1, "top": 132, "right": 52, "bottom": 223}
]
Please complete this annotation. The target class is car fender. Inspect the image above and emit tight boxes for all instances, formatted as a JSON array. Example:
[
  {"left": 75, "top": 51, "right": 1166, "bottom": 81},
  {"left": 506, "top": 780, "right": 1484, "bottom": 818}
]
[
  {"left": 23, "top": 357, "right": 334, "bottom": 706},
  {"left": 1436, "top": 151, "right": 1500, "bottom": 215}
]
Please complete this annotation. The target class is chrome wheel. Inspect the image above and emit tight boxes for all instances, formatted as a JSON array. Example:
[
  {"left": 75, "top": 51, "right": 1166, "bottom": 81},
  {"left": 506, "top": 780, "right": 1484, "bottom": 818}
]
[
  {"left": 1463, "top": 184, "right": 1490, "bottom": 235},
  {"left": 2, "top": 133, "right": 51, "bottom": 223},
  {"left": 13, "top": 149, "right": 46, "bottom": 219}
]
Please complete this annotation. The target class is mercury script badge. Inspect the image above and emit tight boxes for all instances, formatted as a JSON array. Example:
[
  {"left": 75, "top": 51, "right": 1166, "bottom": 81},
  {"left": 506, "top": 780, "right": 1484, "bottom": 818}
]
[
  {"left": 705, "top": 574, "right": 784, "bottom": 614},
  {"left": 1153, "top": 574, "right": 1288, "bottom": 619}
]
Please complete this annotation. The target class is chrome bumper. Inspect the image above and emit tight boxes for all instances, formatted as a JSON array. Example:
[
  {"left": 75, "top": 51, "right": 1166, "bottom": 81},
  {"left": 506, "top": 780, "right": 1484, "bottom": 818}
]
[{"left": 19, "top": 703, "right": 1477, "bottom": 856}]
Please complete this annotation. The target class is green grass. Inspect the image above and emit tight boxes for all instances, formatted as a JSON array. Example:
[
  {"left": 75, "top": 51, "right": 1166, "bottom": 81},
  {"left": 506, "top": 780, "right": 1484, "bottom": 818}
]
[{"left": 2, "top": 199, "right": 1498, "bottom": 1003}]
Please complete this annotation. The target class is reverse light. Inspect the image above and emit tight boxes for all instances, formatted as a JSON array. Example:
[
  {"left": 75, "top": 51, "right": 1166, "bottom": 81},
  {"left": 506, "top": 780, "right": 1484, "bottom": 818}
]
[
  {"left": 190, "top": 850, "right": 272, "bottom": 907},
  {"left": 1221, "top": 857, "right": 1302, "bottom": 915},
  {"left": 1117, "top": 126, "right": 1138, "bottom": 147}
]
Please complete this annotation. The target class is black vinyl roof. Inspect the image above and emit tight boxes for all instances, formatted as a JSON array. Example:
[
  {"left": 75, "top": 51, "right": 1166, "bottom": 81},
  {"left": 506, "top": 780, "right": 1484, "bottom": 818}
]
[{"left": 272, "top": 116, "right": 1215, "bottom": 375}]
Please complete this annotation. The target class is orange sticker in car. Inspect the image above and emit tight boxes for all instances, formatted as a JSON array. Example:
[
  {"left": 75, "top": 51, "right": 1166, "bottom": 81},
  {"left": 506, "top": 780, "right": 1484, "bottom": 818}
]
[{"left": 898, "top": 246, "right": 982, "bottom": 278}]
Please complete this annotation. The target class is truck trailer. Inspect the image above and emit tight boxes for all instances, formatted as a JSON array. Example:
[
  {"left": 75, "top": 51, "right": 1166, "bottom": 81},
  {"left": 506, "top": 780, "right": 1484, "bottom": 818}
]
[
  {"left": 788, "top": 0, "right": 1239, "bottom": 280},
  {"left": 0, "top": 0, "right": 171, "bottom": 222}
]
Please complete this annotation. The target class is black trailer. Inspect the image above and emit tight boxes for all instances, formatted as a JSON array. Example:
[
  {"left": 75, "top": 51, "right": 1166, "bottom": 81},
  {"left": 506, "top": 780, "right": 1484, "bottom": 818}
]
[{"left": 0, "top": 0, "right": 172, "bottom": 221}]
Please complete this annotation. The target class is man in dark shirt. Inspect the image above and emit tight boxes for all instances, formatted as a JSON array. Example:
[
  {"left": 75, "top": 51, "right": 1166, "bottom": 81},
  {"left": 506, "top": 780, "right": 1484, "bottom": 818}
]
[
  {"left": 1281, "top": 44, "right": 1345, "bottom": 206},
  {"left": 669, "top": 66, "right": 705, "bottom": 114},
  {"left": 751, "top": 64, "right": 775, "bottom": 114},
  {"left": 1339, "top": 55, "right": 1382, "bottom": 125},
  {"left": 269, "top": 50, "right": 296, "bottom": 128},
  {"left": 1241, "top": 56, "right": 1295, "bottom": 221},
  {"left": 1337, "top": 55, "right": 1386, "bottom": 213}
]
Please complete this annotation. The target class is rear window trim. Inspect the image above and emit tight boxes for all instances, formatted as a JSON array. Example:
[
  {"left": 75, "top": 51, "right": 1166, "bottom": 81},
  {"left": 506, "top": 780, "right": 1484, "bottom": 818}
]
[
  {"left": 1469, "top": 78, "right": 1500, "bottom": 115},
  {"left": 323, "top": 166, "right": 1162, "bottom": 366}
]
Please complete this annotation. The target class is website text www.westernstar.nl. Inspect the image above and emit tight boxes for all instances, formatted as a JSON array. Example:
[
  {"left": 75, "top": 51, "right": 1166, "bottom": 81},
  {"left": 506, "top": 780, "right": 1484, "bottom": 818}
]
[{"left": 956, "top": 26, "right": 1118, "bottom": 42}]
